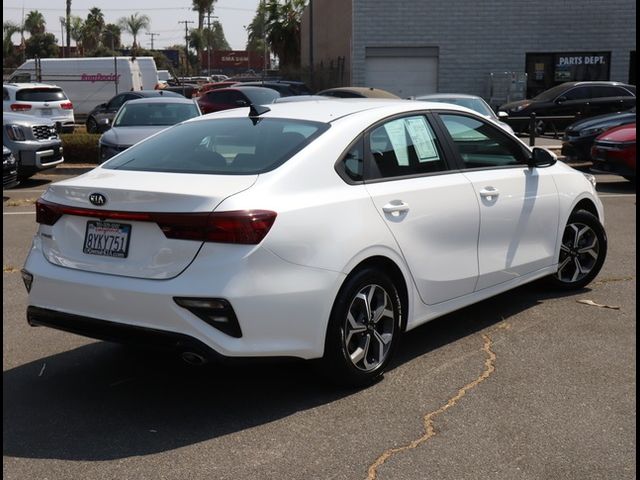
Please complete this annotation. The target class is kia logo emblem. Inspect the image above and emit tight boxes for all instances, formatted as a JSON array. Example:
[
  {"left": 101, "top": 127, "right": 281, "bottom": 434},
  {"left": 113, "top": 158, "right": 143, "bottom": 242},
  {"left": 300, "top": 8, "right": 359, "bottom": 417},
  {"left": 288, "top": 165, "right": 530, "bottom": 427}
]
[{"left": 89, "top": 193, "right": 107, "bottom": 206}]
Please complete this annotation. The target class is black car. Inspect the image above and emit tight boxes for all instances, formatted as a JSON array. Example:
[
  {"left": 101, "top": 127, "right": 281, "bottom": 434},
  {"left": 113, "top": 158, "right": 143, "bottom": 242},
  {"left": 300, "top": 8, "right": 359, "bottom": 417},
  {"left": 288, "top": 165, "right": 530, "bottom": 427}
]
[
  {"left": 562, "top": 107, "right": 636, "bottom": 162},
  {"left": 3, "top": 145, "right": 19, "bottom": 189},
  {"left": 499, "top": 81, "right": 636, "bottom": 135},
  {"left": 85, "top": 90, "right": 183, "bottom": 133}
]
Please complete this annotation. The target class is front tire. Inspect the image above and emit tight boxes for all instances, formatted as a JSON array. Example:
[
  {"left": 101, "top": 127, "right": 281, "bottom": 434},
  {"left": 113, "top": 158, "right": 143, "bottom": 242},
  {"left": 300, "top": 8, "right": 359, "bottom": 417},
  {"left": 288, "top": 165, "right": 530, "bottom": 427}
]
[
  {"left": 86, "top": 116, "right": 98, "bottom": 134},
  {"left": 548, "top": 210, "right": 607, "bottom": 290},
  {"left": 320, "top": 268, "right": 403, "bottom": 387}
]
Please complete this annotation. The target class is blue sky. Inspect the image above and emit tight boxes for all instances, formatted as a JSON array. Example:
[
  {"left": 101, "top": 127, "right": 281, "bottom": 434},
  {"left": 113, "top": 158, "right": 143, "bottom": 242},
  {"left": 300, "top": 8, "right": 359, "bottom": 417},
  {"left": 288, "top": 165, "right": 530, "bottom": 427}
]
[{"left": 3, "top": 0, "right": 261, "bottom": 50}]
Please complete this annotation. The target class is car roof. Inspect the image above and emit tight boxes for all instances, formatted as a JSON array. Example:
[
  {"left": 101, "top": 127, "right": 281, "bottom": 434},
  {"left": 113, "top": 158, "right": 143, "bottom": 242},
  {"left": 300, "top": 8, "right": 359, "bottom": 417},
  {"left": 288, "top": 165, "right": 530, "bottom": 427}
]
[
  {"left": 189, "top": 98, "right": 472, "bottom": 124},
  {"left": 318, "top": 87, "right": 400, "bottom": 99},
  {"left": 415, "top": 93, "right": 482, "bottom": 100},
  {"left": 4, "top": 83, "right": 64, "bottom": 90},
  {"left": 124, "top": 97, "right": 197, "bottom": 105},
  {"left": 559, "top": 81, "right": 634, "bottom": 88},
  {"left": 128, "top": 90, "right": 183, "bottom": 97}
]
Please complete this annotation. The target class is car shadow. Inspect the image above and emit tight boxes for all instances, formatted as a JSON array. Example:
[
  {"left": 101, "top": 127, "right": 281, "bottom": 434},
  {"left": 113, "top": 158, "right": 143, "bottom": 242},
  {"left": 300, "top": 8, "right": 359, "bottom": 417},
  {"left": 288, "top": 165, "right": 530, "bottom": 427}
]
[{"left": 3, "top": 281, "right": 589, "bottom": 462}]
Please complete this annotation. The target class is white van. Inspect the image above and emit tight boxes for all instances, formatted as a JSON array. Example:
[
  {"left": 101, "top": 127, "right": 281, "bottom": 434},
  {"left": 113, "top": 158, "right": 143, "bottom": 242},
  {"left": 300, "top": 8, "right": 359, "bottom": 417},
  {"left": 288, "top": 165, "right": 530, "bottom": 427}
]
[{"left": 8, "top": 57, "right": 157, "bottom": 118}]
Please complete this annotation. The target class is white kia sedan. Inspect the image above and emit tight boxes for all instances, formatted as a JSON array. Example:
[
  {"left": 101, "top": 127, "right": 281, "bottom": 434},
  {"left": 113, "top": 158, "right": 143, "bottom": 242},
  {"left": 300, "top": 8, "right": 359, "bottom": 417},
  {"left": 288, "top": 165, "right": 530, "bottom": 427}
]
[{"left": 23, "top": 99, "right": 607, "bottom": 386}]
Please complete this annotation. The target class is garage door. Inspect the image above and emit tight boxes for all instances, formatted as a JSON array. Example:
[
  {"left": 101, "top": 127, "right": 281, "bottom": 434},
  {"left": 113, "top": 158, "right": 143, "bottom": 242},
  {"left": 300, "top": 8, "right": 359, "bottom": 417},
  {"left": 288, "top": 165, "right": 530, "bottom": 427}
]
[{"left": 365, "top": 56, "right": 438, "bottom": 98}]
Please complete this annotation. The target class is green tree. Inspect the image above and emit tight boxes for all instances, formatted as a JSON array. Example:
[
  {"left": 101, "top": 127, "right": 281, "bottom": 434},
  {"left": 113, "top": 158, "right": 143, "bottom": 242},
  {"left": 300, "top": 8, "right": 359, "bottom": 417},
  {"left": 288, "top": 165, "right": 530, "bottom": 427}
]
[
  {"left": 68, "top": 15, "right": 84, "bottom": 55},
  {"left": 24, "top": 10, "right": 46, "bottom": 36},
  {"left": 101, "top": 24, "right": 122, "bottom": 51},
  {"left": 3, "top": 21, "right": 23, "bottom": 66},
  {"left": 83, "top": 7, "right": 105, "bottom": 52},
  {"left": 246, "top": 1, "right": 267, "bottom": 55},
  {"left": 265, "top": 0, "right": 306, "bottom": 69},
  {"left": 25, "top": 32, "right": 59, "bottom": 58},
  {"left": 118, "top": 13, "right": 150, "bottom": 52}
]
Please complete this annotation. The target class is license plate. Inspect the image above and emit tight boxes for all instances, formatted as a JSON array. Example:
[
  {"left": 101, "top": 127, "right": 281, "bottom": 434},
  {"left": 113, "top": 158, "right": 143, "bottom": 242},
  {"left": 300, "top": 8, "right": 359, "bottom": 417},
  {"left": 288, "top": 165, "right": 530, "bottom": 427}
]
[
  {"left": 83, "top": 221, "right": 131, "bottom": 258},
  {"left": 40, "top": 108, "right": 53, "bottom": 116}
]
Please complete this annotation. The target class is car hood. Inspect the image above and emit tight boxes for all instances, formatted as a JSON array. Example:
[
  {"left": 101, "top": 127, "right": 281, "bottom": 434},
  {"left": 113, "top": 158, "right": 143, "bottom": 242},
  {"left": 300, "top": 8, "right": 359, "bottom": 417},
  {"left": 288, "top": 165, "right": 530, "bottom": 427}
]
[
  {"left": 596, "top": 123, "right": 636, "bottom": 143},
  {"left": 498, "top": 99, "right": 532, "bottom": 112},
  {"left": 101, "top": 126, "right": 170, "bottom": 147},
  {"left": 566, "top": 111, "right": 636, "bottom": 133}
]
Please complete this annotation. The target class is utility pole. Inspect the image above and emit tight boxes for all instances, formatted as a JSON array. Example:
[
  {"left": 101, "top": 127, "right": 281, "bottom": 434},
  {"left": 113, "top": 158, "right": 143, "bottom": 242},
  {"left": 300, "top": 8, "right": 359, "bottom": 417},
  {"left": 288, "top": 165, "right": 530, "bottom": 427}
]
[
  {"left": 309, "top": 0, "right": 314, "bottom": 87},
  {"left": 178, "top": 20, "right": 194, "bottom": 76},
  {"left": 205, "top": 12, "right": 218, "bottom": 78},
  {"left": 145, "top": 32, "right": 159, "bottom": 50},
  {"left": 262, "top": 0, "right": 267, "bottom": 80}
]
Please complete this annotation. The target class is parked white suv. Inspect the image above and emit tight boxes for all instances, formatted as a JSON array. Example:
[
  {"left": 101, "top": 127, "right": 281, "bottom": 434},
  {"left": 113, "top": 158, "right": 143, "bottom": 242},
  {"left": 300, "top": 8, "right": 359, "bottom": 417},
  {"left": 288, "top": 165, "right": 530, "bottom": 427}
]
[{"left": 3, "top": 83, "right": 75, "bottom": 133}]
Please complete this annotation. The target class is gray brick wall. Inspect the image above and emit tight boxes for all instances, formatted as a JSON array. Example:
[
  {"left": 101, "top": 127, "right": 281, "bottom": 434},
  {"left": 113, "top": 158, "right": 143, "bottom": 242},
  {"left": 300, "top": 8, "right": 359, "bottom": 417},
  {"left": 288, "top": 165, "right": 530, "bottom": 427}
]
[{"left": 351, "top": 0, "right": 636, "bottom": 97}]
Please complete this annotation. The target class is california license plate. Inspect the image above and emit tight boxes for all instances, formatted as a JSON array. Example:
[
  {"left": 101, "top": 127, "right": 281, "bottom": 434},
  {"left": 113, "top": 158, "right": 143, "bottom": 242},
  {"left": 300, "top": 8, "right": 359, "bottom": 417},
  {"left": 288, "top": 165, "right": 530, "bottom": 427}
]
[{"left": 83, "top": 221, "right": 131, "bottom": 258}]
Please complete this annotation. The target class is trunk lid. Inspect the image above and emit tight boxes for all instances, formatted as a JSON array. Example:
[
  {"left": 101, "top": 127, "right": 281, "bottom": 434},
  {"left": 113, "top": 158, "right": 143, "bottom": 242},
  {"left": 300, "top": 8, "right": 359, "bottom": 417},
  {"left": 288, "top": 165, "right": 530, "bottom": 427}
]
[{"left": 38, "top": 168, "right": 257, "bottom": 279}]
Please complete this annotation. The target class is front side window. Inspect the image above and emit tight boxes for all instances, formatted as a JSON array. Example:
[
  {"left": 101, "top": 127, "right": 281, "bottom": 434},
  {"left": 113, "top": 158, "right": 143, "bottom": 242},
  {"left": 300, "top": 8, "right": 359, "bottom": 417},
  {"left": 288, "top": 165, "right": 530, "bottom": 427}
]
[
  {"left": 367, "top": 115, "right": 445, "bottom": 180},
  {"left": 439, "top": 114, "right": 526, "bottom": 168},
  {"left": 104, "top": 118, "right": 329, "bottom": 175}
]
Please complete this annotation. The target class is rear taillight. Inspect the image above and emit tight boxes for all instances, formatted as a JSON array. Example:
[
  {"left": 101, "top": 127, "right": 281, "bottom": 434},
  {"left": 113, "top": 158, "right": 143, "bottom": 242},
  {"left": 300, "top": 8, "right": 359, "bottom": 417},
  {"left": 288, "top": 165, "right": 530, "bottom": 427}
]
[
  {"left": 10, "top": 103, "right": 31, "bottom": 112},
  {"left": 35, "top": 199, "right": 277, "bottom": 245},
  {"left": 60, "top": 102, "right": 73, "bottom": 110}
]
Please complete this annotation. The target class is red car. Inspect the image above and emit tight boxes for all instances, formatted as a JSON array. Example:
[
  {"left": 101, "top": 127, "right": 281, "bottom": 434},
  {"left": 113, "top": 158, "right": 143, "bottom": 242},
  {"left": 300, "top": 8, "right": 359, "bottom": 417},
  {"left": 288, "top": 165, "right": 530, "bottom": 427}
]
[
  {"left": 197, "top": 86, "right": 280, "bottom": 114},
  {"left": 591, "top": 123, "right": 636, "bottom": 181}
]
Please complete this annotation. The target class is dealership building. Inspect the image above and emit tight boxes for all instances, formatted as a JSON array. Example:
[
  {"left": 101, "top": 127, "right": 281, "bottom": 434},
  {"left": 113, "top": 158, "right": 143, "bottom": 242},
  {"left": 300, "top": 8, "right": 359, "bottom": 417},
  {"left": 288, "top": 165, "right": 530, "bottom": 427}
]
[{"left": 301, "top": 0, "right": 636, "bottom": 103}]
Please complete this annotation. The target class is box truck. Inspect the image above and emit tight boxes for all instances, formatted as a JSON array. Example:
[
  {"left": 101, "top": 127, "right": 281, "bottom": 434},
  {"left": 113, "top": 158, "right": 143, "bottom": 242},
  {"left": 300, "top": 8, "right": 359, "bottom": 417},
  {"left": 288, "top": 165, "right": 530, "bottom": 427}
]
[{"left": 8, "top": 57, "right": 159, "bottom": 118}]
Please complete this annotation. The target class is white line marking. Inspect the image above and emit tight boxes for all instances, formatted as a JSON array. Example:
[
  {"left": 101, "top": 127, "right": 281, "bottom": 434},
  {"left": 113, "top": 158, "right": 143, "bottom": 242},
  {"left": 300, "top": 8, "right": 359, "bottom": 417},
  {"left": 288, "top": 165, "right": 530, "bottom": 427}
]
[
  {"left": 599, "top": 194, "right": 636, "bottom": 198},
  {"left": 3, "top": 211, "right": 36, "bottom": 215},
  {"left": 6, "top": 189, "right": 46, "bottom": 193}
]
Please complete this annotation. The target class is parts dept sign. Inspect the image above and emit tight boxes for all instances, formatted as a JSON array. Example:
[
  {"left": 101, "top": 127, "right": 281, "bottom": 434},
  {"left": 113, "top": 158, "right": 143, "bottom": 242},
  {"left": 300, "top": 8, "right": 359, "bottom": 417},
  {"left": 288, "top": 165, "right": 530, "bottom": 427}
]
[{"left": 554, "top": 52, "right": 610, "bottom": 81}]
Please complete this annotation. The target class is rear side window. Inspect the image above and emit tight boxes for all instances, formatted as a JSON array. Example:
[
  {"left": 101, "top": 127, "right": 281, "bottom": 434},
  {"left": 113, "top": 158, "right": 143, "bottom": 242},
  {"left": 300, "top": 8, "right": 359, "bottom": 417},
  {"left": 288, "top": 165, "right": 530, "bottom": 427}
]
[
  {"left": 104, "top": 118, "right": 329, "bottom": 174},
  {"left": 16, "top": 88, "right": 67, "bottom": 102}
]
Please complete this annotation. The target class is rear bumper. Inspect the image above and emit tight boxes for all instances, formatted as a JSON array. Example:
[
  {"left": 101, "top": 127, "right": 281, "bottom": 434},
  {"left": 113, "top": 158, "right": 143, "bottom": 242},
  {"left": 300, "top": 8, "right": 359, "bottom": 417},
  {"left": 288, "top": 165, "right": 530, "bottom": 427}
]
[{"left": 24, "top": 240, "right": 344, "bottom": 359}]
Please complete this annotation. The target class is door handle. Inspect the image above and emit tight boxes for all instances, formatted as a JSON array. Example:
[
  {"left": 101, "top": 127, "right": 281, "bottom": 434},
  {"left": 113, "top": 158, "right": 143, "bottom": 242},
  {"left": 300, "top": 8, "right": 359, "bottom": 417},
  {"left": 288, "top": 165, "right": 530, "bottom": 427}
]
[
  {"left": 382, "top": 201, "right": 410, "bottom": 214},
  {"left": 479, "top": 187, "right": 499, "bottom": 199}
]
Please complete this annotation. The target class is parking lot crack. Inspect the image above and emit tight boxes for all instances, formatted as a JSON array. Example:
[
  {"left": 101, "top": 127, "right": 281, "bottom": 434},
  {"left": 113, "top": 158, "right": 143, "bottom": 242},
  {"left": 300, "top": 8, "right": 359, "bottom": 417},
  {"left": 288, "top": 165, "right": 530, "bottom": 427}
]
[{"left": 366, "top": 334, "right": 496, "bottom": 480}]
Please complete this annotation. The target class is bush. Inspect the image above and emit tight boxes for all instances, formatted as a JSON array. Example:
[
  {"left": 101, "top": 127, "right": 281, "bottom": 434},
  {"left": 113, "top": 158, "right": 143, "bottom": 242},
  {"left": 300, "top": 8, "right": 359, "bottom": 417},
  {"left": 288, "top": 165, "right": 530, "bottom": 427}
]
[{"left": 60, "top": 132, "right": 101, "bottom": 164}]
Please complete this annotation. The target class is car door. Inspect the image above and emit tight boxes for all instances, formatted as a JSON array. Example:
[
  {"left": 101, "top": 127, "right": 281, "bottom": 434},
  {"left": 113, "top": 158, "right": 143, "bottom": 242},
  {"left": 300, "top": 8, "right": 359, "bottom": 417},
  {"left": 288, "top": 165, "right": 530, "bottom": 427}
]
[
  {"left": 363, "top": 114, "right": 480, "bottom": 305},
  {"left": 434, "top": 111, "right": 560, "bottom": 291}
]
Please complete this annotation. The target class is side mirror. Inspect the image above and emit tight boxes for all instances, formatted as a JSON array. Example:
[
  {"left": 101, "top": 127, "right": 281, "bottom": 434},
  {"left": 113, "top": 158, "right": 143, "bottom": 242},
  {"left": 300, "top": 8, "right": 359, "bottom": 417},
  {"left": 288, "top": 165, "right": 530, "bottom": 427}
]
[
  {"left": 497, "top": 111, "right": 508, "bottom": 120},
  {"left": 555, "top": 96, "right": 567, "bottom": 104},
  {"left": 528, "top": 147, "right": 557, "bottom": 168},
  {"left": 97, "top": 118, "right": 111, "bottom": 133}
]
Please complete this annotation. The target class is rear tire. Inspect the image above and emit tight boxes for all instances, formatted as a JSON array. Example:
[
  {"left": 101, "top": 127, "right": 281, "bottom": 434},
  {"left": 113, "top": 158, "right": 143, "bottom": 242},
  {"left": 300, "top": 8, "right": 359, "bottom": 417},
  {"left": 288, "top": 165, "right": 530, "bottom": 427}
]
[
  {"left": 547, "top": 210, "right": 607, "bottom": 290},
  {"left": 319, "top": 268, "right": 403, "bottom": 387}
]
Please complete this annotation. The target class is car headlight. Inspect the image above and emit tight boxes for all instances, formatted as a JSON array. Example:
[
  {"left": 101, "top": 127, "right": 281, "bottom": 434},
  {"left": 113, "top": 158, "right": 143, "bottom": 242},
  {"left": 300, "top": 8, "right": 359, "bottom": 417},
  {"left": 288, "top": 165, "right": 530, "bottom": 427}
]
[
  {"left": 583, "top": 173, "right": 597, "bottom": 188},
  {"left": 5, "top": 125, "right": 26, "bottom": 141},
  {"left": 580, "top": 127, "right": 604, "bottom": 137}
]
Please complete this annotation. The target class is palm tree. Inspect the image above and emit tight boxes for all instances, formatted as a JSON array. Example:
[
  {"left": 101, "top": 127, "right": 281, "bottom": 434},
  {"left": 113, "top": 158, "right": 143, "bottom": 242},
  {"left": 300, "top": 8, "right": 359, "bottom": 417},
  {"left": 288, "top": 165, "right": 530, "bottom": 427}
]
[
  {"left": 83, "top": 7, "right": 105, "bottom": 52},
  {"left": 68, "top": 15, "right": 84, "bottom": 55},
  {"left": 265, "top": 0, "right": 306, "bottom": 69},
  {"left": 192, "top": 0, "right": 217, "bottom": 70},
  {"left": 101, "top": 24, "right": 122, "bottom": 51},
  {"left": 66, "top": 0, "right": 71, "bottom": 52},
  {"left": 3, "top": 21, "right": 23, "bottom": 63},
  {"left": 24, "top": 10, "right": 46, "bottom": 36},
  {"left": 118, "top": 13, "right": 150, "bottom": 52}
]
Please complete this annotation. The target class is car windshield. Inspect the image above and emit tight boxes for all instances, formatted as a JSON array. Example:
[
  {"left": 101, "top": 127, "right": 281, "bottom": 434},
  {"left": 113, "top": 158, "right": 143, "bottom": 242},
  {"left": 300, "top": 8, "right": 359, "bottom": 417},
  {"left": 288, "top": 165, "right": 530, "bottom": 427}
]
[
  {"left": 16, "top": 88, "right": 67, "bottom": 102},
  {"left": 113, "top": 102, "right": 200, "bottom": 127},
  {"left": 532, "top": 84, "right": 571, "bottom": 101},
  {"left": 426, "top": 97, "right": 495, "bottom": 117},
  {"left": 103, "top": 117, "right": 330, "bottom": 174}
]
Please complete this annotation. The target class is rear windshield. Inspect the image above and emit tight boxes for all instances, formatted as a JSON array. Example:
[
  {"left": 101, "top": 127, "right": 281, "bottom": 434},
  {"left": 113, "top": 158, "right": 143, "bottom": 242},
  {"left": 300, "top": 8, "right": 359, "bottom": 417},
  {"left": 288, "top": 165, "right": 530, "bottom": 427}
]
[
  {"left": 113, "top": 102, "right": 200, "bottom": 127},
  {"left": 103, "top": 117, "right": 330, "bottom": 174},
  {"left": 16, "top": 88, "right": 67, "bottom": 102}
]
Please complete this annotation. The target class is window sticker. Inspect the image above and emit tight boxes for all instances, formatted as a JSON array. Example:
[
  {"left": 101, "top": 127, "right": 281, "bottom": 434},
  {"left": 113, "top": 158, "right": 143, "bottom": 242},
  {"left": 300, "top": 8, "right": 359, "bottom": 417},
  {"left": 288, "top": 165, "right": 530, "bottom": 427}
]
[
  {"left": 384, "top": 120, "right": 409, "bottom": 165},
  {"left": 404, "top": 117, "right": 439, "bottom": 162}
]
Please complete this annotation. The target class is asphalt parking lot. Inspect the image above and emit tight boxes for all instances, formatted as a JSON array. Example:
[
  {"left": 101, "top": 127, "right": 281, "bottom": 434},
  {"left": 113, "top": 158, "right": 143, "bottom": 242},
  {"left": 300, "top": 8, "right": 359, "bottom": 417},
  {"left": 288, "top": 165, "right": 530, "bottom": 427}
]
[{"left": 3, "top": 169, "right": 636, "bottom": 480}]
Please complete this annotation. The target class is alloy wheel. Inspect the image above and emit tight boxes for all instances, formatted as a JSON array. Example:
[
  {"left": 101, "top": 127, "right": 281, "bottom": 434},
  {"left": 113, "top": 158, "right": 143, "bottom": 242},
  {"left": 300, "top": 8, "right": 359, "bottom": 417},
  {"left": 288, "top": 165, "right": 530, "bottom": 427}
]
[
  {"left": 556, "top": 222, "right": 600, "bottom": 284},
  {"left": 343, "top": 284, "right": 395, "bottom": 372}
]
